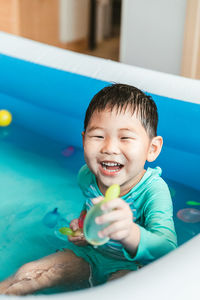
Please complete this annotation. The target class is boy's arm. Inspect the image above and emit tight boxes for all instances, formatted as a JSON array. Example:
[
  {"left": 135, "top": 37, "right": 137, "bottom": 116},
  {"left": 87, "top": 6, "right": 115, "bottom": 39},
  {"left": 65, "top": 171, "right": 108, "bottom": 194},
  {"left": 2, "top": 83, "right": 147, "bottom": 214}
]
[
  {"left": 96, "top": 184, "right": 177, "bottom": 264},
  {"left": 120, "top": 222, "right": 140, "bottom": 257},
  {"left": 122, "top": 188, "right": 177, "bottom": 264}
]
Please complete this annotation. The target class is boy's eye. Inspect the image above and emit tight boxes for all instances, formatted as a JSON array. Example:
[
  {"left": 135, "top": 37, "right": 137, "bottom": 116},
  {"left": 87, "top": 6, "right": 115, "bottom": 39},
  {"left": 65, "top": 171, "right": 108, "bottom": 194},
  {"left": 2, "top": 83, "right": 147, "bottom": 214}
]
[
  {"left": 121, "top": 137, "right": 131, "bottom": 140},
  {"left": 93, "top": 136, "right": 104, "bottom": 139}
]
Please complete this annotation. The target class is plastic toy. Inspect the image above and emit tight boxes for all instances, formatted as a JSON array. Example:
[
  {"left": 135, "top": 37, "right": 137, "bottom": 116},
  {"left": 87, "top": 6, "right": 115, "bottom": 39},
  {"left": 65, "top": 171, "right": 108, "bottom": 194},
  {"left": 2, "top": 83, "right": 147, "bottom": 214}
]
[
  {"left": 177, "top": 208, "right": 200, "bottom": 223},
  {"left": 83, "top": 184, "right": 120, "bottom": 246},
  {"left": 78, "top": 210, "right": 87, "bottom": 228},
  {"left": 0, "top": 110, "right": 12, "bottom": 127},
  {"left": 186, "top": 201, "right": 200, "bottom": 206},
  {"left": 59, "top": 211, "right": 86, "bottom": 237},
  {"left": 59, "top": 227, "right": 83, "bottom": 237},
  {"left": 62, "top": 146, "right": 75, "bottom": 157},
  {"left": 43, "top": 208, "right": 60, "bottom": 228}
]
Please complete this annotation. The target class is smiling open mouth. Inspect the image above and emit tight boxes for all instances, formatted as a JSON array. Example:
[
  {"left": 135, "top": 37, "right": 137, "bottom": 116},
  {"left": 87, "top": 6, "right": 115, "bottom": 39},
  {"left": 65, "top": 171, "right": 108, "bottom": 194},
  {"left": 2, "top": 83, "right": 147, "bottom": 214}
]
[{"left": 100, "top": 161, "right": 124, "bottom": 174}]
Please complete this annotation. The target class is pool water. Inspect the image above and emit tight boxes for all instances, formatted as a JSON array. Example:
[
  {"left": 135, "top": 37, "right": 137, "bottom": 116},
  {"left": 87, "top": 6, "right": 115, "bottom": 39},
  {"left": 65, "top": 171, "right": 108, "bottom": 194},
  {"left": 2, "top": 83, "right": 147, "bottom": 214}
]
[
  {"left": 0, "top": 124, "right": 85, "bottom": 282},
  {"left": 0, "top": 124, "right": 199, "bottom": 285}
]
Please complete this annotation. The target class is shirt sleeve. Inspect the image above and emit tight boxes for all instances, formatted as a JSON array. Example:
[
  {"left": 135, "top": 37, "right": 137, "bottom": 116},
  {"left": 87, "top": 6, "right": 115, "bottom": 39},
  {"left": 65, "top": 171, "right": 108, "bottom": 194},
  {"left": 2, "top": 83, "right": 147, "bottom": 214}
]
[{"left": 123, "top": 179, "right": 177, "bottom": 264}]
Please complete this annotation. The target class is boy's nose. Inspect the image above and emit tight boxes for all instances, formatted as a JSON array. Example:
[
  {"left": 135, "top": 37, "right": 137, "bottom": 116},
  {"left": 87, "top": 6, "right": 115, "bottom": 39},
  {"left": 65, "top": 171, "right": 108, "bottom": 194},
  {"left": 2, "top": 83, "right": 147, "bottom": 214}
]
[{"left": 101, "top": 138, "right": 120, "bottom": 155}]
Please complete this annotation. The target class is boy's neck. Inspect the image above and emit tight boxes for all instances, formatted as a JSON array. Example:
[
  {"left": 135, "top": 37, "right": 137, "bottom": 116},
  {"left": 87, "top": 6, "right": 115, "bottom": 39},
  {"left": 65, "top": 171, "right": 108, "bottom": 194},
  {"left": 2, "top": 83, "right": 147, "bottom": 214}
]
[{"left": 97, "top": 169, "right": 146, "bottom": 197}]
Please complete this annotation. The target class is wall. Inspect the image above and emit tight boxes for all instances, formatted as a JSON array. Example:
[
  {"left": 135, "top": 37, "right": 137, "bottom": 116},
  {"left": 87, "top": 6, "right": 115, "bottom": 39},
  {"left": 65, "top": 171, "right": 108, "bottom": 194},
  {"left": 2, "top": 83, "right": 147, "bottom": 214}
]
[
  {"left": 0, "top": 0, "right": 59, "bottom": 46},
  {"left": 59, "top": 0, "right": 90, "bottom": 43},
  {"left": 0, "top": 0, "right": 90, "bottom": 49},
  {"left": 181, "top": 0, "right": 200, "bottom": 79},
  {"left": 120, "top": 0, "right": 187, "bottom": 75},
  {"left": 0, "top": 0, "right": 20, "bottom": 35},
  {"left": 18, "top": 0, "right": 59, "bottom": 46}
]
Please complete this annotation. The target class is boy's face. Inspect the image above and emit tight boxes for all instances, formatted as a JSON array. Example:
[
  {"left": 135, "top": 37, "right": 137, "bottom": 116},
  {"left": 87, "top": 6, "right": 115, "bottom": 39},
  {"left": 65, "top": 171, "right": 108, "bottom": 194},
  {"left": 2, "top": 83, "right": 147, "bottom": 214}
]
[{"left": 82, "top": 107, "right": 159, "bottom": 196}]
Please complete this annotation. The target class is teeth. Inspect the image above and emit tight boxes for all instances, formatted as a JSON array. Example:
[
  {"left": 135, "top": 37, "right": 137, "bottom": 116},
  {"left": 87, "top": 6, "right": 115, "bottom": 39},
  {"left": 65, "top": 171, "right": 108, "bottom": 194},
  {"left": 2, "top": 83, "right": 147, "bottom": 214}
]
[
  {"left": 102, "top": 162, "right": 121, "bottom": 166},
  {"left": 102, "top": 166, "right": 119, "bottom": 172}
]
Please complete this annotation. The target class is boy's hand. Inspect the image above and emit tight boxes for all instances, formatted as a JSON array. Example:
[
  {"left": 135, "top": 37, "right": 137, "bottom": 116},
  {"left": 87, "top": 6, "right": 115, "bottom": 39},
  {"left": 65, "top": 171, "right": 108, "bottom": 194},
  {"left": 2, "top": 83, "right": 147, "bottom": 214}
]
[
  {"left": 93, "top": 197, "right": 133, "bottom": 241},
  {"left": 68, "top": 218, "right": 88, "bottom": 246},
  {"left": 93, "top": 197, "right": 140, "bottom": 254}
]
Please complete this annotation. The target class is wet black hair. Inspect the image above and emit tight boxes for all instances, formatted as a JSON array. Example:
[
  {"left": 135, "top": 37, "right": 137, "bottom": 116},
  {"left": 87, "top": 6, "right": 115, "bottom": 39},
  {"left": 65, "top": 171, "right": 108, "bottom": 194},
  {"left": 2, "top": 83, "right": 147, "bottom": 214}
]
[{"left": 84, "top": 83, "right": 158, "bottom": 138}]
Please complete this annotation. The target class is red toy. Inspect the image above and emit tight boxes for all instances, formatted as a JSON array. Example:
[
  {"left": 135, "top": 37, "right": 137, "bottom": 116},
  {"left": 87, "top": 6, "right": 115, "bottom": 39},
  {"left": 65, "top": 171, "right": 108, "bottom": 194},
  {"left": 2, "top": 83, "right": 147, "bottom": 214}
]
[{"left": 78, "top": 210, "right": 87, "bottom": 228}]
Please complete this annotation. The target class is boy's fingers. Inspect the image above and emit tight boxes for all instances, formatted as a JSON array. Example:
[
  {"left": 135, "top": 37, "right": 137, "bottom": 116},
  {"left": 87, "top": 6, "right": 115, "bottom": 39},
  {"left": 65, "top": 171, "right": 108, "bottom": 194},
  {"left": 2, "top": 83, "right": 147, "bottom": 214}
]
[
  {"left": 68, "top": 236, "right": 83, "bottom": 242},
  {"left": 96, "top": 204, "right": 132, "bottom": 225},
  {"left": 70, "top": 224, "right": 79, "bottom": 231},
  {"left": 92, "top": 196, "right": 104, "bottom": 204},
  {"left": 104, "top": 229, "right": 128, "bottom": 241},
  {"left": 96, "top": 210, "right": 125, "bottom": 224},
  {"left": 70, "top": 218, "right": 79, "bottom": 231},
  {"left": 98, "top": 220, "right": 128, "bottom": 238},
  {"left": 101, "top": 198, "right": 127, "bottom": 211}
]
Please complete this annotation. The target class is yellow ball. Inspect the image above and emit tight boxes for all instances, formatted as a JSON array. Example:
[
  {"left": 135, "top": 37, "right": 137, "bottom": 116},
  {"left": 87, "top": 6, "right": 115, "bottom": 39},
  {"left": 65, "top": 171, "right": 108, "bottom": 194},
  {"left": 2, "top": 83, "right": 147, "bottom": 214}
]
[{"left": 0, "top": 110, "right": 12, "bottom": 127}]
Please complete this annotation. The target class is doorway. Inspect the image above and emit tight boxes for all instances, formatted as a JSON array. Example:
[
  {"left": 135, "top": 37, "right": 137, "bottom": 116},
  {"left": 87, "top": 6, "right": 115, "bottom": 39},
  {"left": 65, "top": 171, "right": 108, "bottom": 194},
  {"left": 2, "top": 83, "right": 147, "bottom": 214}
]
[{"left": 86, "top": 0, "right": 122, "bottom": 61}]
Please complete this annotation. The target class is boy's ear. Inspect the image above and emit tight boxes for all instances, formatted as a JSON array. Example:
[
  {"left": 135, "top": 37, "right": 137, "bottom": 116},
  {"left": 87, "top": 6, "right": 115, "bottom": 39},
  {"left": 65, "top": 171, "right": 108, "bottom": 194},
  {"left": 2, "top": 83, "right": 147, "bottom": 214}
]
[
  {"left": 82, "top": 131, "right": 85, "bottom": 147},
  {"left": 147, "top": 136, "right": 163, "bottom": 162}
]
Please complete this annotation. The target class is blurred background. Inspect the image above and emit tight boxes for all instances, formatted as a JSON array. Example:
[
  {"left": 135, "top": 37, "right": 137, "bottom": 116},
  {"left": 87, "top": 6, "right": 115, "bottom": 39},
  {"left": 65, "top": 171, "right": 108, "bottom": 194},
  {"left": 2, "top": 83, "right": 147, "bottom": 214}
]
[{"left": 0, "top": 0, "right": 199, "bottom": 79}]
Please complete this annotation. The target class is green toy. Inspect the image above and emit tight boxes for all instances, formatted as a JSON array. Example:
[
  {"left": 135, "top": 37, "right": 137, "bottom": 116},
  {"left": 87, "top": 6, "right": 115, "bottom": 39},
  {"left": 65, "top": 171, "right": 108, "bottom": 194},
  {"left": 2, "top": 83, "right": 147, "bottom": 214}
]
[
  {"left": 59, "top": 227, "right": 74, "bottom": 236},
  {"left": 59, "top": 227, "right": 83, "bottom": 237},
  {"left": 186, "top": 201, "right": 200, "bottom": 206}
]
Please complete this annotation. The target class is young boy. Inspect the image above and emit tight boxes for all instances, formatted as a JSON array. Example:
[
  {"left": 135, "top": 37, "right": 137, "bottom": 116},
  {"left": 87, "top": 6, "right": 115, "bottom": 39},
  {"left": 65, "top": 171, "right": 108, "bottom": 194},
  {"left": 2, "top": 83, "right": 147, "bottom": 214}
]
[{"left": 0, "top": 84, "right": 177, "bottom": 295}]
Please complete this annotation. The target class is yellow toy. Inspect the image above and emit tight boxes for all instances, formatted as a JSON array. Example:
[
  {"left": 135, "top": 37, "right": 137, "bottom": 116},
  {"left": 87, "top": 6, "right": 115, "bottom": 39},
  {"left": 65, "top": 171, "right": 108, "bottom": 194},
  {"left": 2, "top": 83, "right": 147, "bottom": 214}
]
[{"left": 0, "top": 110, "right": 12, "bottom": 127}]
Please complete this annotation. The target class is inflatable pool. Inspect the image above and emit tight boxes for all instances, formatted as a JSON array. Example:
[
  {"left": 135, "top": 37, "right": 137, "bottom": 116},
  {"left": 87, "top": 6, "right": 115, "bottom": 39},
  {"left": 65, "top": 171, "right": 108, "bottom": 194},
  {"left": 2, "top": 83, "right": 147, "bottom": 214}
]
[{"left": 0, "top": 32, "right": 199, "bottom": 300}]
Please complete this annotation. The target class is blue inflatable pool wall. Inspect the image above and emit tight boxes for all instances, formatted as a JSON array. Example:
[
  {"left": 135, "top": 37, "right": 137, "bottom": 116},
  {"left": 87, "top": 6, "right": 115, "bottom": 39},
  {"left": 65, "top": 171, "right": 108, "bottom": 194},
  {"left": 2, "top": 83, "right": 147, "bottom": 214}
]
[{"left": 0, "top": 53, "right": 199, "bottom": 192}]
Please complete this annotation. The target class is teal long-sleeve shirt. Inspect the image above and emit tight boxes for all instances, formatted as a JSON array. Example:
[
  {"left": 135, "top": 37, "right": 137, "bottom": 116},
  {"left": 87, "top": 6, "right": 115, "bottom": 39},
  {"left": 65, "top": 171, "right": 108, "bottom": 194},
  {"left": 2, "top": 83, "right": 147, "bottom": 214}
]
[{"left": 78, "top": 165, "right": 177, "bottom": 266}]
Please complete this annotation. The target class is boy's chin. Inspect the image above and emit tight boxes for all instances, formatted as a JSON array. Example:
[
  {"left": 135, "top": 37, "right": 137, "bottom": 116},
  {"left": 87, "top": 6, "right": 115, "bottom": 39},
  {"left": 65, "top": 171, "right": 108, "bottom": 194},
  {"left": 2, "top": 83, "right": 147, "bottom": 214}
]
[{"left": 97, "top": 175, "right": 123, "bottom": 189}]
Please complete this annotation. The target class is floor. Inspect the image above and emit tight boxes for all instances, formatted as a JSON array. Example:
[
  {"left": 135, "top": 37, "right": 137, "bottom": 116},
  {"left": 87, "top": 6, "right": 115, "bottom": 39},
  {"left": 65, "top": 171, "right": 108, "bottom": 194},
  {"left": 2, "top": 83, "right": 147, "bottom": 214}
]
[{"left": 82, "top": 36, "right": 120, "bottom": 62}]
